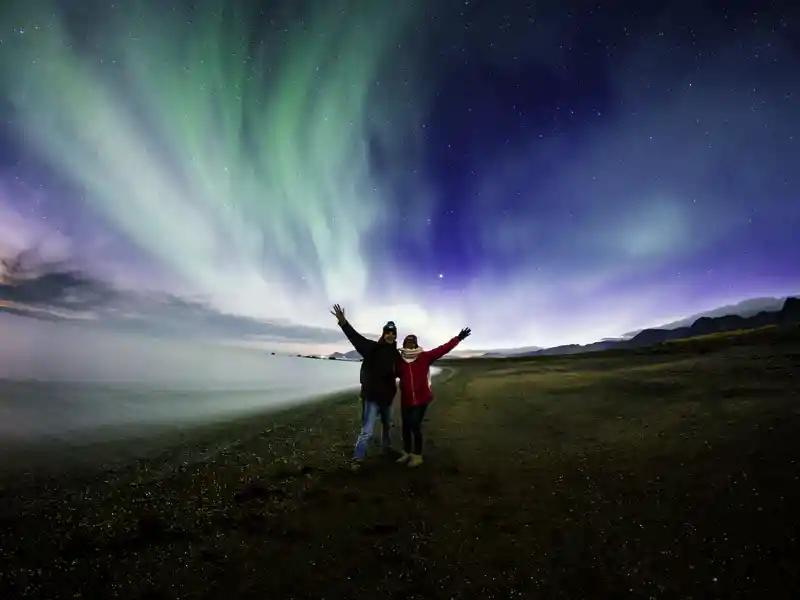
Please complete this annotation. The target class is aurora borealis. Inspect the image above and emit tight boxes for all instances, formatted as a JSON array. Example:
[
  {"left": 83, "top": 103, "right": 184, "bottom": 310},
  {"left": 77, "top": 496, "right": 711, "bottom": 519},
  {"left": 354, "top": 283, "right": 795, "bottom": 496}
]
[{"left": 1, "top": 0, "right": 798, "bottom": 352}]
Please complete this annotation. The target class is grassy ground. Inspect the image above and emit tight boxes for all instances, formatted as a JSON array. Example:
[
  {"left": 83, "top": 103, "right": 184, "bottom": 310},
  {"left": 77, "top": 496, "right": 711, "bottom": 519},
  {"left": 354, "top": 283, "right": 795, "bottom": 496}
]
[{"left": 2, "top": 327, "right": 800, "bottom": 599}]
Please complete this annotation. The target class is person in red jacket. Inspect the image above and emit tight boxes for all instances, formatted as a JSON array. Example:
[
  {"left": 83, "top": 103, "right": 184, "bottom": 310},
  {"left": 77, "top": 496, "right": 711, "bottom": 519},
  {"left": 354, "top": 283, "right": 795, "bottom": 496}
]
[{"left": 395, "top": 327, "right": 471, "bottom": 467}]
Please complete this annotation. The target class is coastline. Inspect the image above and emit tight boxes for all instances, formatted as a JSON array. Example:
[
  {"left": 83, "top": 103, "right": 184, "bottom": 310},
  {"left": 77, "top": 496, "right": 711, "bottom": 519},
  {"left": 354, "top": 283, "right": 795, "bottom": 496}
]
[
  {"left": 0, "top": 366, "right": 450, "bottom": 482},
  {"left": 0, "top": 386, "right": 360, "bottom": 483}
]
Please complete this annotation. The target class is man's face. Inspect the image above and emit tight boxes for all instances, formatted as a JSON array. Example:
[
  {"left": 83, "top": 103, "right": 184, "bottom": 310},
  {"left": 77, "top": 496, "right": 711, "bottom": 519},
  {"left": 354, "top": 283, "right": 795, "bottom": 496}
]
[{"left": 382, "top": 330, "right": 397, "bottom": 344}]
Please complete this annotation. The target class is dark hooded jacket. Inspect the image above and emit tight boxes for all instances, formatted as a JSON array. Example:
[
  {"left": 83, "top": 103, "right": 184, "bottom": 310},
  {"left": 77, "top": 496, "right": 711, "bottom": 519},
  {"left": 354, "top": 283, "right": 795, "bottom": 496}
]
[{"left": 340, "top": 321, "right": 397, "bottom": 406}]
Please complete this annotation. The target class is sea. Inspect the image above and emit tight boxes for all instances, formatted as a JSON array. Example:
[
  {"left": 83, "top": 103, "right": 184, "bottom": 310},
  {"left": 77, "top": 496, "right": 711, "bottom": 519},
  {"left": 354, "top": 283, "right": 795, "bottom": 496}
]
[{"left": 0, "top": 336, "right": 362, "bottom": 450}]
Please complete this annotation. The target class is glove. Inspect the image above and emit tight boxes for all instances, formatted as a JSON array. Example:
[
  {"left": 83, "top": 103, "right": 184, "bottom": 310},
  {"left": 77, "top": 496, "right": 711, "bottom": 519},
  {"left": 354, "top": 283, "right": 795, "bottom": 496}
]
[{"left": 457, "top": 327, "right": 471, "bottom": 341}]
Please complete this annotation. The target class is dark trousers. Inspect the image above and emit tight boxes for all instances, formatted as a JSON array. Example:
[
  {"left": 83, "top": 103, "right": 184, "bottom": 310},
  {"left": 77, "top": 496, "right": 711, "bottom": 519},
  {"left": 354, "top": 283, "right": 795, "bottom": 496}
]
[{"left": 401, "top": 403, "right": 430, "bottom": 455}]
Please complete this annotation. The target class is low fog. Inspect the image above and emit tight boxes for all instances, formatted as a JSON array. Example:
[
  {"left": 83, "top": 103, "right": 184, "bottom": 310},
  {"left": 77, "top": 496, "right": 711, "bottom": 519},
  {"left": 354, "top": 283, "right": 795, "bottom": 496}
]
[{"left": 0, "top": 315, "right": 361, "bottom": 444}]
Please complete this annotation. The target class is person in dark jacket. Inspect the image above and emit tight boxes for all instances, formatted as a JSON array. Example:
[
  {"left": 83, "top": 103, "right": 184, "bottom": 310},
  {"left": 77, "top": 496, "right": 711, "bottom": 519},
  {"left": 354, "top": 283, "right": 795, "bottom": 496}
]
[
  {"left": 330, "top": 304, "right": 398, "bottom": 468},
  {"left": 395, "top": 327, "right": 471, "bottom": 467}
]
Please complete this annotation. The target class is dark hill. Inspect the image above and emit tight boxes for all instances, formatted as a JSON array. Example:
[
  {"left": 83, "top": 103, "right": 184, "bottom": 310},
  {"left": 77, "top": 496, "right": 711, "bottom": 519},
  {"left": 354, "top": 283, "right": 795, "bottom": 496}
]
[
  {"left": 621, "top": 296, "right": 787, "bottom": 337},
  {"left": 628, "top": 296, "right": 800, "bottom": 347},
  {"left": 517, "top": 297, "right": 800, "bottom": 357}
]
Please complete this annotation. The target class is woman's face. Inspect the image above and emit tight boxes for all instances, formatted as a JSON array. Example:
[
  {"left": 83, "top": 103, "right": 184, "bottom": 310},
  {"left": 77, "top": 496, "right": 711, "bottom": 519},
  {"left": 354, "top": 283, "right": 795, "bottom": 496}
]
[{"left": 403, "top": 335, "right": 418, "bottom": 349}]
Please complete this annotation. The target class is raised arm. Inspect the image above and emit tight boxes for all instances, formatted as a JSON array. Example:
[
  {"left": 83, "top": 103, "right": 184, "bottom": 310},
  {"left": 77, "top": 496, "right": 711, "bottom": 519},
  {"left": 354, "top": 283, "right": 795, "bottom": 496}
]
[
  {"left": 331, "top": 304, "right": 377, "bottom": 357},
  {"left": 340, "top": 321, "right": 377, "bottom": 357},
  {"left": 423, "top": 327, "right": 472, "bottom": 363}
]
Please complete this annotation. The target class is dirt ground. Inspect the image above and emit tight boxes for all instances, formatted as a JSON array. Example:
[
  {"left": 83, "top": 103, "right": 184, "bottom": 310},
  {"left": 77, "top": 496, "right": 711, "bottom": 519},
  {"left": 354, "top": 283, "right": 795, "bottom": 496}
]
[{"left": 2, "top": 327, "right": 800, "bottom": 599}]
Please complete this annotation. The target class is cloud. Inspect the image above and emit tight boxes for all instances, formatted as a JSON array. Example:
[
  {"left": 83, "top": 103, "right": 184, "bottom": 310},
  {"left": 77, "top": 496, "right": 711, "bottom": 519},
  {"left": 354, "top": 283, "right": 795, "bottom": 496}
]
[
  {"left": 0, "top": 281, "right": 345, "bottom": 347},
  {"left": 0, "top": 246, "right": 343, "bottom": 346},
  {"left": 95, "top": 293, "right": 345, "bottom": 345}
]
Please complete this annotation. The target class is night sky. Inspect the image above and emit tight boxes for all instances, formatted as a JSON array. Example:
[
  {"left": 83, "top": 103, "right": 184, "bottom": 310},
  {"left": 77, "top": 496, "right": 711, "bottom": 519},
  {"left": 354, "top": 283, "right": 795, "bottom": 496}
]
[{"left": 0, "top": 0, "right": 798, "bottom": 352}]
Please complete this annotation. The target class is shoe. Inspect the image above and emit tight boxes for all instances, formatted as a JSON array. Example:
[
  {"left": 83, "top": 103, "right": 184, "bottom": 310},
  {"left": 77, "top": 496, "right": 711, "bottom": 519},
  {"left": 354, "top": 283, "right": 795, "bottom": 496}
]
[
  {"left": 408, "top": 454, "right": 424, "bottom": 468},
  {"left": 350, "top": 459, "right": 363, "bottom": 472},
  {"left": 396, "top": 452, "right": 411, "bottom": 464}
]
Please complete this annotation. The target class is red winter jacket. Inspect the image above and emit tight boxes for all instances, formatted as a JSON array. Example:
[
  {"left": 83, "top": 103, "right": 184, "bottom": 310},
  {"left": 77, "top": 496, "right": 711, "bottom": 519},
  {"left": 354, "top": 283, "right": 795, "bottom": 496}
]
[{"left": 395, "top": 337, "right": 460, "bottom": 407}]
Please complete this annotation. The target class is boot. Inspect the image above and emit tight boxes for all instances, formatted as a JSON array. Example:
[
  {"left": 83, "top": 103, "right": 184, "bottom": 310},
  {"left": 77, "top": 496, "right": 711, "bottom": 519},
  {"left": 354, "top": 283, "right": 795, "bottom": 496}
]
[
  {"left": 396, "top": 451, "right": 411, "bottom": 464},
  {"left": 408, "top": 454, "right": 424, "bottom": 468}
]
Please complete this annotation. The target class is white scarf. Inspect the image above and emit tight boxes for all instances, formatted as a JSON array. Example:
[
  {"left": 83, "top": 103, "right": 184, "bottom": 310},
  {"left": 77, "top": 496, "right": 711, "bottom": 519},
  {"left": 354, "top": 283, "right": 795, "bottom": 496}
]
[
  {"left": 399, "top": 346, "right": 423, "bottom": 363},
  {"left": 398, "top": 347, "right": 431, "bottom": 386}
]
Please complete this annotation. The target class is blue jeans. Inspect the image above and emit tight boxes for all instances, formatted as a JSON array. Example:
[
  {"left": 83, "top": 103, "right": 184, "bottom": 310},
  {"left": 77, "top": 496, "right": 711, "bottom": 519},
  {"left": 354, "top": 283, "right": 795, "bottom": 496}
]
[{"left": 353, "top": 398, "right": 392, "bottom": 460}]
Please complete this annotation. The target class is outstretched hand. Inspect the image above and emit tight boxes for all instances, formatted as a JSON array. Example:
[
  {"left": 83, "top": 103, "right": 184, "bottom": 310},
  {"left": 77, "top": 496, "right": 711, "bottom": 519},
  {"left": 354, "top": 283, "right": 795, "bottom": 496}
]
[
  {"left": 457, "top": 327, "right": 471, "bottom": 341},
  {"left": 330, "top": 304, "right": 346, "bottom": 326}
]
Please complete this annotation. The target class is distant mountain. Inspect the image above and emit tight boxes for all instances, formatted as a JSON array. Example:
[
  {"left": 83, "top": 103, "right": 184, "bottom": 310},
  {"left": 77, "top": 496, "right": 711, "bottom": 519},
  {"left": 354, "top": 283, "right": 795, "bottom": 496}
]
[
  {"left": 520, "top": 341, "right": 620, "bottom": 356},
  {"left": 480, "top": 345, "right": 544, "bottom": 358},
  {"left": 621, "top": 297, "right": 787, "bottom": 338},
  {"left": 445, "top": 350, "right": 481, "bottom": 358},
  {"left": 512, "top": 297, "right": 800, "bottom": 358},
  {"left": 328, "top": 349, "right": 362, "bottom": 361}
]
